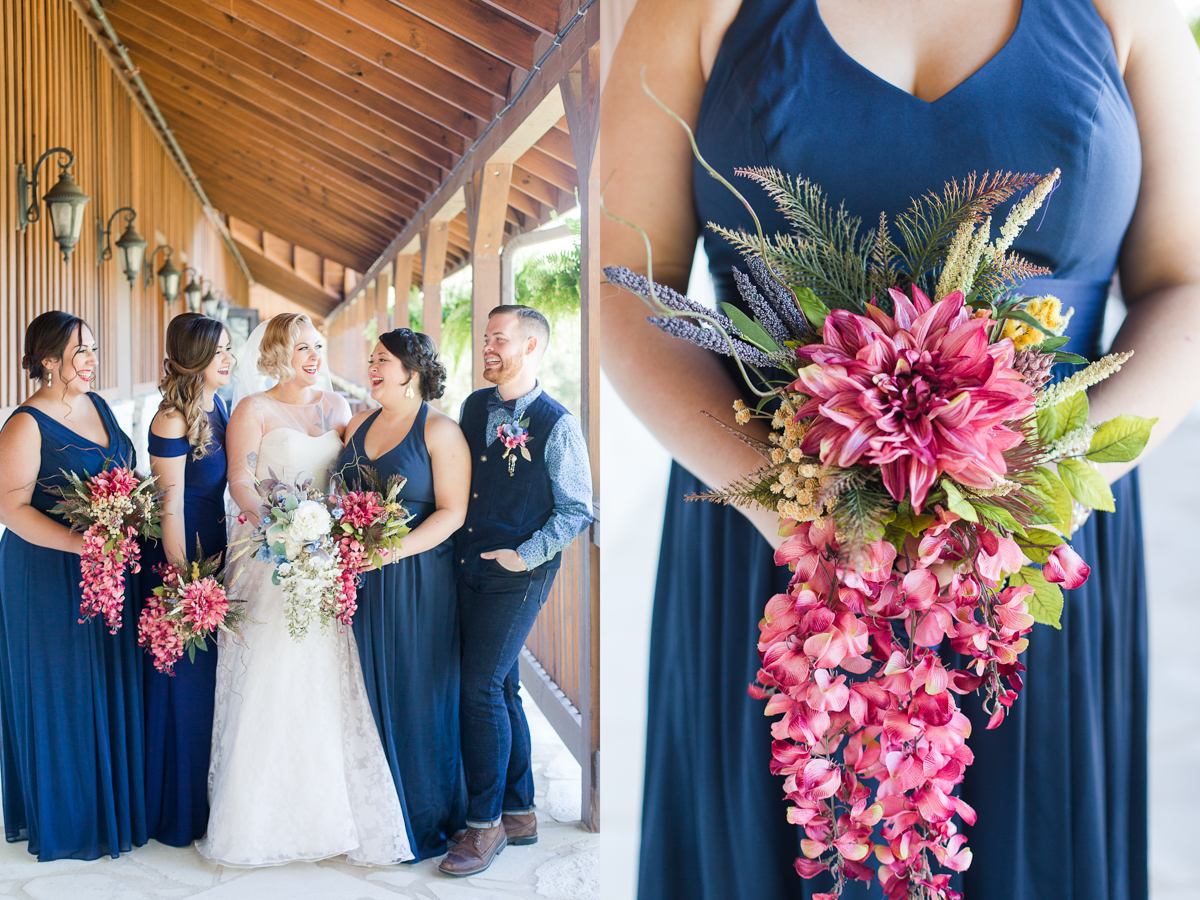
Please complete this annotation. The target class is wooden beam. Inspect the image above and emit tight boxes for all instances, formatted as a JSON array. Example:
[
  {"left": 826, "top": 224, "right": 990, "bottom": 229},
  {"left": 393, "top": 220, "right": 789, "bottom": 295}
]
[
  {"left": 235, "top": 236, "right": 342, "bottom": 318},
  {"left": 469, "top": 163, "right": 513, "bottom": 389},
  {"left": 340, "top": 0, "right": 595, "bottom": 307},
  {"left": 112, "top": 0, "right": 469, "bottom": 152},
  {"left": 518, "top": 146, "right": 577, "bottom": 193},
  {"left": 307, "top": 0, "right": 514, "bottom": 95},
  {"left": 174, "top": 0, "right": 480, "bottom": 137},
  {"left": 475, "top": 0, "right": 562, "bottom": 35},
  {"left": 394, "top": 253, "right": 415, "bottom": 329},
  {"left": 375, "top": 264, "right": 392, "bottom": 337},
  {"left": 533, "top": 125, "right": 576, "bottom": 167},
  {"left": 190, "top": 0, "right": 498, "bottom": 117},
  {"left": 391, "top": 0, "right": 541, "bottom": 69},
  {"left": 106, "top": 6, "right": 451, "bottom": 178}
]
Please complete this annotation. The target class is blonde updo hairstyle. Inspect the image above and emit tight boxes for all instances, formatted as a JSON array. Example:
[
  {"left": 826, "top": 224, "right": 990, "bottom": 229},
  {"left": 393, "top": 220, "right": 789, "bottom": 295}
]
[
  {"left": 258, "top": 313, "right": 315, "bottom": 383},
  {"left": 158, "top": 312, "right": 227, "bottom": 460}
]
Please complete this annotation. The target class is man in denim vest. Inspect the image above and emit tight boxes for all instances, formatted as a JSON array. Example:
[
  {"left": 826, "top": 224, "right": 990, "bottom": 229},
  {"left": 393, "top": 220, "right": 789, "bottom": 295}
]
[{"left": 440, "top": 305, "right": 593, "bottom": 876}]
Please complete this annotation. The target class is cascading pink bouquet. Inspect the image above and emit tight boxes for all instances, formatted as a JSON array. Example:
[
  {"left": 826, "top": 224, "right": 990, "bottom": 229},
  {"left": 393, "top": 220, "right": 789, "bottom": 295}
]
[
  {"left": 327, "top": 468, "right": 413, "bottom": 627},
  {"left": 49, "top": 465, "right": 162, "bottom": 633},
  {"left": 139, "top": 547, "right": 245, "bottom": 675},
  {"left": 605, "top": 156, "right": 1154, "bottom": 899}
]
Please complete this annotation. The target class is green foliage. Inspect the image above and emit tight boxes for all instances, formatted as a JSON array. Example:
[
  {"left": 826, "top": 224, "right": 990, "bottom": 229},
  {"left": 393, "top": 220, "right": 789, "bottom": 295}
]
[
  {"left": 831, "top": 474, "right": 895, "bottom": 561},
  {"left": 1009, "top": 566, "right": 1064, "bottom": 629},
  {"left": 1028, "top": 466, "right": 1074, "bottom": 533},
  {"left": 1057, "top": 458, "right": 1114, "bottom": 513},
  {"left": 1035, "top": 391, "right": 1089, "bottom": 444},
  {"left": 1018, "top": 527, "right": 1064, "bottom": 564},
  {"left": 718, "top": 302, "right": 782, "bottom": 353},
  {"left": 940, "top": 480, "right": 979, "bottom": 523},
  {"left": 1086, "top": 415, "right": 1157, "bottom": 464},
  {"left": 514, "top": 219, "right": 582, "bottom": 317}
]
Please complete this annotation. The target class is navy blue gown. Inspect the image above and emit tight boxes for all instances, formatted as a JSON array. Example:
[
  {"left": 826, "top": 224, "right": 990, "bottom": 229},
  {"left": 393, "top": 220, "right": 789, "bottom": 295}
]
[
  {"left": 0, "top": 392, "right": 147, "bottom": 860},
  {"left": 640, "top": 1, "right": 1148, "bottom": 898},
  {"left": 142, "top": 396, "right": 227, "bottom": 846},
  {"left": 336, "top": 403, "right": 467, "bottom": 860}
]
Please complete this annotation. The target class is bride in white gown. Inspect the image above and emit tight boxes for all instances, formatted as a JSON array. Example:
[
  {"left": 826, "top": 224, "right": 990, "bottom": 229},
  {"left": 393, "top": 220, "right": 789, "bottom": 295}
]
[{"left": 197, "top": 313, "right": 411, "bottom": 866}]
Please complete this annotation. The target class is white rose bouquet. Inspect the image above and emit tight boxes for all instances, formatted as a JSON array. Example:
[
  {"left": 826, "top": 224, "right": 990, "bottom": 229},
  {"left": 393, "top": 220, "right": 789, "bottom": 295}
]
[{"left": 231, "top": 474, "right": 342, "bottom": 641}]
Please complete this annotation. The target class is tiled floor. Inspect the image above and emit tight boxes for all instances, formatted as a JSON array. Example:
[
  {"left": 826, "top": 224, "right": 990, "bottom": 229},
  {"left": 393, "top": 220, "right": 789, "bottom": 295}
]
[{"left": 0, "top": 688, "right": 598, "bottom": 900}]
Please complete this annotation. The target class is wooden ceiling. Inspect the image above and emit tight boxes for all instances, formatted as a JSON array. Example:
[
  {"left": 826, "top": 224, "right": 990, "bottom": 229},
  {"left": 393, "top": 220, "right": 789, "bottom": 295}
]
[{"left": 83, "top": 0, "right": 585, "bottom": 316}]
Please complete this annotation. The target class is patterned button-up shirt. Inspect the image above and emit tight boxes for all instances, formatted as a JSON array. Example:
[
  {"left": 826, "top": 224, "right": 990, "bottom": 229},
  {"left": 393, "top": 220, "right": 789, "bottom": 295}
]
[{"left": 461, "top": 381, "right": 593, "bottom": 569}]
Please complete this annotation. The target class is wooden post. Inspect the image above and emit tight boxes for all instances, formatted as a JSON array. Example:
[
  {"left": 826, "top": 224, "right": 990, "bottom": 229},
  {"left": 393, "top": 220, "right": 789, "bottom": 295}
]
[
  {"left": 393, "top": 253, "right": 414, "bottom": 330},
  {"left": 467, "top": 163, "right": 513, "bottom": 390},
  {"left": 421, "top": 222, "right": 450, "bottom": 351},
  {"left": 375, "top": 265, "right": 392, "bottom": 341},
  {"left": 561, "top": 39, "right": 601, "bottom": 832}
]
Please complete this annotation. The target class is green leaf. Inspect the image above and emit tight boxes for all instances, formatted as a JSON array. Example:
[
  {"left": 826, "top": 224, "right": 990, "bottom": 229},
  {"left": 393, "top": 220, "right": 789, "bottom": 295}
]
[
  {"left": 1001, "top": 308, "right": 1050, "bottom": 334},
  {"left": 1035, "top": 391, "right": 1088, "bottom": 443},
  {"left": 940, "top": 480, "right": 979, "bottom": 523},
  {"left": 793, "top": 287, "right": 830, "bottom": 329},
  {"left": 1036, "top": 335, "right": 1071, "bottom": 352},
  {"left": 284, "top": 495, "right": 299, "bottom": 512},
  {"left": 1086, "top": 415, "right": 1157, "bottom": 464},
  {"left": 187, "top": 643, "right": 196, "bottom": 663},
  {"left": 891, "top": 508, "right": 935, "bottom": 537},
  {"left": 718, "top": 302, "right": 782, "bottom": 354},
  {"left": 1057, "top": 458, "right": 1114, "bottom": 513},
  {"left": 1018, "top": 527, "right": 1063, "bottom": 564},
  {"left": 1029, "top": 466, "right": 1074, "bottom": 532},
  {"left": 1052, "top": 351, "right": 1088, "bottom": 366},
  {"left": 1009, "top": 566, "right": 1064, "bottom": 629},
  {"left": 974, "top": 502, "right": 1020, "bottom": 533}
]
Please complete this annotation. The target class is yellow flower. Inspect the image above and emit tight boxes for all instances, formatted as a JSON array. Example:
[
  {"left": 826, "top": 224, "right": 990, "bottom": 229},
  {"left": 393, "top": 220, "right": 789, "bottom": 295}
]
[
  {"left": 1027, "top": 295, "right": 1068, "bottom": 333},
  {"left": 771, "top": 448, "right": 786, "bottom": 465},
  {"left": 735, "top": 408, "right": 752, "bottom": 425}
]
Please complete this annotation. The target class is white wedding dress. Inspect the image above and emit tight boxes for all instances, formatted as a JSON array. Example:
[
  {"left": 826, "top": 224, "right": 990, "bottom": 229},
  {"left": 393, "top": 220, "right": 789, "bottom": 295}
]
[{"left": 197, "top": 391, "right": 412, "bottom": 867}]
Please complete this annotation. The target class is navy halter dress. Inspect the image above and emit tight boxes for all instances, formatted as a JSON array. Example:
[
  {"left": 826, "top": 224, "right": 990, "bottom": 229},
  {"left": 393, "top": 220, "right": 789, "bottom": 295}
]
[
  {"left": 640, "top": 1, "right": 1147, "bottom": 898},
  {"left": 0, "top": 392, "right": 146, "bottom": 860},
  {"left": 142, "top": 396, "right": 228, "bottom": 846},
  {"left": 336, "top": 403, "right": 467, "bottom": 860}
]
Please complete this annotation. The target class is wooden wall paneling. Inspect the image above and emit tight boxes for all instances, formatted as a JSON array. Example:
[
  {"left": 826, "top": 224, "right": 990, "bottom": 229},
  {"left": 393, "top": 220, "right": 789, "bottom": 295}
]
[
  {"left": 393, "top": 253, "right": 414, "bottom": 330},
  {"left": 420, "top": 221, "right": 450, "bottom": 352},
  {"left": 375, "top": 264, "right": 391, "bottom": 336},
  {"left": 468, "top": 163, "right": 512, "bottom": 389}
]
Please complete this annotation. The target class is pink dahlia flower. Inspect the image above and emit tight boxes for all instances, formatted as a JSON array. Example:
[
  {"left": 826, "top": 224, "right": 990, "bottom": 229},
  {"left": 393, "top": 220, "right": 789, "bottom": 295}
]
[
  {"left": 792, "top": 287, "right": 1034, "bottom": 511},
  {"left": 180, "top": 577, "right": 229, "bottom": 632}
]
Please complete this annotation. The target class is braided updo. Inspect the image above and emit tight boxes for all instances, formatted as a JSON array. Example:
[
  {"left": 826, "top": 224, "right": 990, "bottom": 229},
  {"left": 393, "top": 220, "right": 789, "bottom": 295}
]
[{"left": 378, "top": 328, "right": 447, "bottom": 401}]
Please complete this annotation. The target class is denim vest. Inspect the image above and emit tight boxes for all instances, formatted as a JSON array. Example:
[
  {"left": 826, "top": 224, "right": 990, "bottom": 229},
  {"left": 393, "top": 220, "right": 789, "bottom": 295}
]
[{"left": 456, "top": 388, "right": 567, "bottom": 576}]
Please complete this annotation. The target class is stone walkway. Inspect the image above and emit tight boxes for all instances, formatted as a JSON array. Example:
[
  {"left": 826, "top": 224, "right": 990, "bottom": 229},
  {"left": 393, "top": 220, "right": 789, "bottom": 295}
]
[{"left": 0, "top": 689, "right": 598, "bottom": 900}]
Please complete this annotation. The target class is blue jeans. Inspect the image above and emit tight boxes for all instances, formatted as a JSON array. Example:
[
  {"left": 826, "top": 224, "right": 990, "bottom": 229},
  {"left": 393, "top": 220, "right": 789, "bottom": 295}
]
[{"left": 457, "top": 561, "right": 557, "bottom": 826}]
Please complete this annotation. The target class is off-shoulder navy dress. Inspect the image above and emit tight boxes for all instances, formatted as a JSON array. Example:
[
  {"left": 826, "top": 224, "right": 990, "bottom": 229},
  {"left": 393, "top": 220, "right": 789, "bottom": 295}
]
[
  {"left": 336, "top": 403, "right": 467, "bottom": 859},
  {"left": 640, "top": 1, "right": 1148, "bottom": 898},
  {"left": 142, "top": 396, "right": 227, "bottom": 846},
  {"left": 0, "top": 392, "right": 146, "bottom": 860}
]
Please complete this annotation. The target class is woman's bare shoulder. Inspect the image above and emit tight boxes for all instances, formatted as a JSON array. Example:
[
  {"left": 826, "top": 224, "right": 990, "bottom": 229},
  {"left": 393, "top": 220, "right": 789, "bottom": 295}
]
[
  {"left": 424, "top": 406, "right": 467, "bottom": 448},
  {"left": 150, "top": 407, "right": 188, "bottom": 439}
]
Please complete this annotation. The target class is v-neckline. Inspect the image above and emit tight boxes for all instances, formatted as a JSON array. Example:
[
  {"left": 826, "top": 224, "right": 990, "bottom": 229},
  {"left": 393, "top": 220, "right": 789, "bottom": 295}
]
[
  {"left": 811, "top": 0, "right": 1026, "bottom": 106},
  {"left": 362, "top": 405, "right": 423, "bottom": 463},
  {"left": 23, "top": 392, "right": 113, "bottom": 451}
]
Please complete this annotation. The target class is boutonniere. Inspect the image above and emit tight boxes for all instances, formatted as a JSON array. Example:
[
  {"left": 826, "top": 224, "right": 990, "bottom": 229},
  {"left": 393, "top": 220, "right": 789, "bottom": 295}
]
[{"left": 497, "top": 418, "right": 532, "bottom": 476}]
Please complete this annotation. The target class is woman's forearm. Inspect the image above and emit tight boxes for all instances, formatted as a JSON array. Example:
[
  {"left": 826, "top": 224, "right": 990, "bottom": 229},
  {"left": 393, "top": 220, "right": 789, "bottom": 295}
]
[
  {"left": 396, "top": 508, "right": 465, "bottom": 559},
  {"left": 602, "top": 288, "right": 787, "bottom": 547},
  {"left": 0, "top": 504, "right": 85, "bottom": 555},
  {"left": 1086, "top": 282, "right": 1200, "bottom": 482},
  {"left": 159, "top": 503, "right": 189, "bottom": 564}
]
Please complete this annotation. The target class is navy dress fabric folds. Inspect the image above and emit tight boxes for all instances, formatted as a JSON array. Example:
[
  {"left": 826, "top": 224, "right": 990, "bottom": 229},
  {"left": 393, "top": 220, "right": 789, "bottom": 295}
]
[
  {"left": 0, "top": 392, "right": 147, "bottom": 860},
  {"left": 336, "top": 404, "right": 467, "bottom": 860},
  {"left": 142, "top": 396, "right": 228, "bottom": 846},
  {"left": 640, "top": 0, "right": 1149, "bottom": 898}
]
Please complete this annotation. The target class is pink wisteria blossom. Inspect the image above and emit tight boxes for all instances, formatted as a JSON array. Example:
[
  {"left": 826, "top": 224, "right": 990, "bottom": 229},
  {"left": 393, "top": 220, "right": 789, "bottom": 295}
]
[
  {"left": 791, "top": 288, "right": 1034, "bottom": 510},
  {"left": 1043, "top": 543, "right": 1091, "bottom": 589}
]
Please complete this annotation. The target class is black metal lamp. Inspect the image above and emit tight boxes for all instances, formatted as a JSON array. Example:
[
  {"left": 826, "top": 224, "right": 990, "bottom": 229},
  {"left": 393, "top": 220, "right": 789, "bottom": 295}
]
[
  {"left": 181, "top": 267, "right": 203, "bottom": 313},
  {"left": 201, "top": 283, "right": 219, "bottom": 318},
  {"left": 97, "top": 207, "right": 147, "bottom": 288},
  {"left": 17, "top": 147, "right": 91, "bottom": 261},
  {"left": 144, "top": 245, "right": 182, "bottom": 306}
]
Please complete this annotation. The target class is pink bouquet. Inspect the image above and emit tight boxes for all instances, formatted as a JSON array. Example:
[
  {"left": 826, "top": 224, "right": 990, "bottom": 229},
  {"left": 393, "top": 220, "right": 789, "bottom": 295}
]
[
  {"left": 139, "top": 547, "right": 245, "bottom": 675},
  {"left": 49, "top": 466, "right": 162, "bottom": 633},
  {"left": 606, "top": 162, "right": 1153, "bottom": 899},
  {"left": 327, "top": 469, "right": 413, "bottom": 627}
]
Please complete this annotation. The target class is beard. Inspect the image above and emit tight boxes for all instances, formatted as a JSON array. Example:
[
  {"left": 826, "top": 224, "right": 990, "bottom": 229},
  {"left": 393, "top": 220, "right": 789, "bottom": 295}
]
[{"left": 483, "top": 354, "right": 523, "bottom": 385}]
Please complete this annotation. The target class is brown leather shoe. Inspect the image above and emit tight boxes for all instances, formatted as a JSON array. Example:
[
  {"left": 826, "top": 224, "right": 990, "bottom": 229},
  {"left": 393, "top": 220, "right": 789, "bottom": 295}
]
[
  {"left": 450, "top": 812, "right": 538, "bottom": 848},
  {"left": 439, "top": 823, "right": 506, "bottom": 876}
]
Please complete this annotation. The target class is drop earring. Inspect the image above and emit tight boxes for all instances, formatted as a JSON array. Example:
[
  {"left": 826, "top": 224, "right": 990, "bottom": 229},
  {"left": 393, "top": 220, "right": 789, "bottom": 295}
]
[
  {"left": 47, "top": 371, "right": 52, "bottom": 387},
  {"left": 405, "top": 380, "right": 416, "bottom": 399}
]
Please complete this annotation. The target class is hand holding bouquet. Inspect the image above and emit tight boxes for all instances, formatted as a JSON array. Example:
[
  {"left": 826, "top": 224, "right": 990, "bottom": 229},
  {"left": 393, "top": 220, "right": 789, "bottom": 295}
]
[
  {"left": 327, "top": 468, "right": 414, "bottom": 627},
  {"left": 49, "top": 465, "right": 162, "bottom": 633},
  {"left": 605, "top": 129, "right": 1154, "bottom": 898},
  {"left": 230, "top": 474, "right": 340, "bottom": 642},
  {"left": 139, "top": 543, "right": 245, "bottom": 675}
]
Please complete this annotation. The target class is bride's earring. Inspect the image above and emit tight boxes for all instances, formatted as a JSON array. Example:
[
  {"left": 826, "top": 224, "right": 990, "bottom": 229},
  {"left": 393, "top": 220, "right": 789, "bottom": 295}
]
[{"left": 405, "top": 379, "right": 416, "bottom": 399}]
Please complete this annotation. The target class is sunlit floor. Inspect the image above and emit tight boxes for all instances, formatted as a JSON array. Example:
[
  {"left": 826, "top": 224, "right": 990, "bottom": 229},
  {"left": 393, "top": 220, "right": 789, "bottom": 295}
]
[{"left": 0, "top": 687, "right": 598, "bottom": 900}]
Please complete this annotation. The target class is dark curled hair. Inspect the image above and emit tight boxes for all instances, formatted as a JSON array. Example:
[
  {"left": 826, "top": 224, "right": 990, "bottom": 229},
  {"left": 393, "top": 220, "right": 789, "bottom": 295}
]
[
  {"left": 378, "top": 328, "right": 447, "bottom": 401},
  {"left": 22, "top": 310, "right": 87, "bottom": 384}
]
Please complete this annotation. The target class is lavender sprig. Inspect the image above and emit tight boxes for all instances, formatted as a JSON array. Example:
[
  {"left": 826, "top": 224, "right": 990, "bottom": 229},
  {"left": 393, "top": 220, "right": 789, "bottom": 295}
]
[
  {"left": 603, "top": 265, "right": 741, "bottom": 334},
  {"left": 746, "top": 256, "right": 810, "bottom": 337},
  {"left": 731, "top": 267, "right": 791, "bottom": 347},
  {"left": 651, "top": 317, "right": 775, "bottom": 368}
]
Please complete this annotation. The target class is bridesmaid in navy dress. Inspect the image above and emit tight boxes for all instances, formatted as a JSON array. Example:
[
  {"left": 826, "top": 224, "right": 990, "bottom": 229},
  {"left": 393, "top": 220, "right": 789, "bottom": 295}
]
[
  {"left": 336, "top": 328, "right": 470, "bottom": 859},
  {"left": 602, "top": 1, "right": 1200, "bottom": 898},
  {"left": 0, "top": 311, "right": 146, "bottom": 860},
  {"left": 143, "top": 313, "right": 234, "bottom": 846}
]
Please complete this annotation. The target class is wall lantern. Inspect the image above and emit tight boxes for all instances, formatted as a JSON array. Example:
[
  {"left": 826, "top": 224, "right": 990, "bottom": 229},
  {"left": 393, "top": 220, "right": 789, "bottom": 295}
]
[
  {"left": 97, "top": 207, "right": 147, "bottom": 288},
  {"left": 144, "top": 245, "right": 182, "bottom": 306},
  {"left": 16, "top": 147, "right": 90, "bottom": 261},
  {"left": 201, "top": 285, "right": 220, "bottom": 319},
  {"left": 181, "top": 267, "right": 203, "bottom": 313}
]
